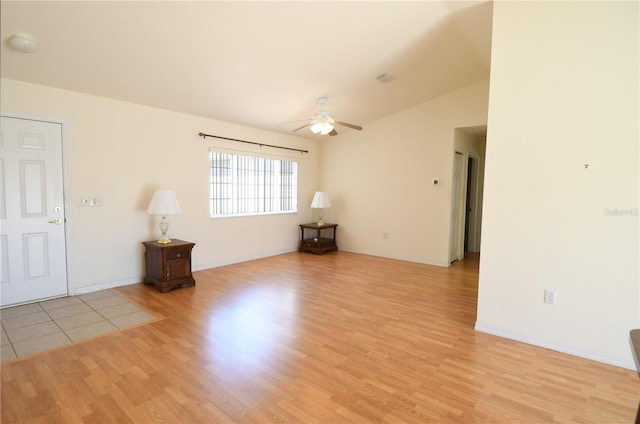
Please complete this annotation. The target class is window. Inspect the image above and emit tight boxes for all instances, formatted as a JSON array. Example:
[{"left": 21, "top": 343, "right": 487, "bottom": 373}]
[{"left": 209, "top": 150, "right": 298, "bottom": 217}]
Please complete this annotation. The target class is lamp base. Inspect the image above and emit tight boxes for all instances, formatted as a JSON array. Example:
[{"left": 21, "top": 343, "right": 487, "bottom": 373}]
[
  {"left": 158, "top": 216, "right": 172, "bottom": 244},
  {"left": 317, "top": 209, "right": 325, "bottom": 226}
]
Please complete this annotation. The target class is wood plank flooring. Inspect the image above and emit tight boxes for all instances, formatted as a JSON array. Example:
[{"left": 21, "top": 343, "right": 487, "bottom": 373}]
[{"left": 1, "top": 252, "right": 638, "bottom": 423}]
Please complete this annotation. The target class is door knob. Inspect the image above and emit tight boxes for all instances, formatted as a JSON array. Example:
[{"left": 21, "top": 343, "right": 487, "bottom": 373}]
[{"left": 48, "top": 218, "right": 63, "bottom": 225}]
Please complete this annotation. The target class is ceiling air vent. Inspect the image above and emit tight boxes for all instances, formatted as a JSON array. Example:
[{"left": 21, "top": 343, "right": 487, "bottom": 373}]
[{"left": 376, "top": 73, "right": 395, "bottom": 83}]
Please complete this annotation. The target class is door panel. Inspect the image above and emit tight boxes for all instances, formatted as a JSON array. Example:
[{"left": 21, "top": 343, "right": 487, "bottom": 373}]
[
  {"left": 22, "top": 160, "right": 47, "bottom": 216},
  {"left": 0, "top": 116, "right": 68, "bottom": 307}
]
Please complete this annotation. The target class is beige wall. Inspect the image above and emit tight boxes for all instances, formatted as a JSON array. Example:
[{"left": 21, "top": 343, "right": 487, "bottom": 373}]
[
  {"left": 477, "top": 1, "right": 639, "bottom": 369},
  {"left": 1, "top": 78, "right": 320, "bottom": 292},
  {"left": 320, "top": 80, "right": 489, "bottom": 266}
]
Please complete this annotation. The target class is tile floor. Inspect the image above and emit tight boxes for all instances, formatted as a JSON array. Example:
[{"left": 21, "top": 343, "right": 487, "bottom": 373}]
[{"left": 0, "top": 290, "right": 157, "bottom": 362}]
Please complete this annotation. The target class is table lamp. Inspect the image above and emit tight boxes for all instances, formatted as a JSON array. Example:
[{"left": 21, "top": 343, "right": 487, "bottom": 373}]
[
  {"left": 310, "top": 191, "right": 331, "bottom": 226},
  {"left": 147, "top": 189, "right": 182, "bottom": 244}
]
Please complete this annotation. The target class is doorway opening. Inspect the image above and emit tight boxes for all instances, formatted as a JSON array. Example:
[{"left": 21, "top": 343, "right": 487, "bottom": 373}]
[
  {"left": 465, "top": 155, "right": 480, "bottom": 253},
  {"left": 449, "top": 126, "right": 486, "bottom": 264}
]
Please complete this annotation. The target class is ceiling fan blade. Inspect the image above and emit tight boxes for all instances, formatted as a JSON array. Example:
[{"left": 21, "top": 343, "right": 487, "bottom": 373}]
[
  {"left": 334, "top": 120, "right": 363, "bottom": 131},
  {"left": 292, "top": 122, "right": 312, "bottom": 132},
  {"left": 329, "top": 128, "right": 338, "bottom": 136}
]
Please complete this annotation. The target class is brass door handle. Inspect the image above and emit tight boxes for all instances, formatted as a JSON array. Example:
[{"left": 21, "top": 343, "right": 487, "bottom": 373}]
[{"left": 48, "top": 218, "right": 63, "bottom": 225}]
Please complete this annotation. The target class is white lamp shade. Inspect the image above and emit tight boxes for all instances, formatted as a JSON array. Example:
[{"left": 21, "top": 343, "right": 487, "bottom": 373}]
[
  {"left": 310, "top": 191, "right": 331, "bottom": 209},
  {"left": 147, "top": 189, "right": 182, "bottom": 215}
]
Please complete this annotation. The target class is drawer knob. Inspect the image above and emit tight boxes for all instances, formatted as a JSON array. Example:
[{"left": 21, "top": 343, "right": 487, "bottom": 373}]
[{"left": 176, "top": 253, "right": 181, "bottom": 258}]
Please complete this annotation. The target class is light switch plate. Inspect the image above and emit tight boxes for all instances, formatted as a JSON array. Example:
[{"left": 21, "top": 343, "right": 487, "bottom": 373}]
[{"left": 78, "top": 195, "right": 102, "bottom": 206}]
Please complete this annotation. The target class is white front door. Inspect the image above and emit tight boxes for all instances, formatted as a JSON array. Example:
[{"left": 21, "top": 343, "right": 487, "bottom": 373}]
[{"left": 0, "top": 116, "right": 68, "bottom": 307}]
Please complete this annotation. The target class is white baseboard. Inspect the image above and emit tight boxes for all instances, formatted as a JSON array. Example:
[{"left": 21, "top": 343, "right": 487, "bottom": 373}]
[
  {"left": 72, "top": 249, "right": 299, "bottom": 295},
  {"left": 193, "top": 248, "right": 297, "bottom": 272},
  {"left": 475, "top": 321, "right": 636, "bottom": 371},
  {"left": 339, "top": 248, "right": 450, "bottom": 268},
  {"left": 73, "top": 277, "right": 142, "bottom": 295}
]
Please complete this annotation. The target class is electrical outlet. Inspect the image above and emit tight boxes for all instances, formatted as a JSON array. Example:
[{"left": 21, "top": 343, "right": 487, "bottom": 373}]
[{"left": 544, "top": 290, "right": 557, "bottom": 305}]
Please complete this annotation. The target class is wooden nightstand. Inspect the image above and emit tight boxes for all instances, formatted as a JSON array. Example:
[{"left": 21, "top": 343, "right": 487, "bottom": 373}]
[
  {"left": 299, "top": 223, "right": 338, "bottom": 254},
  {"left": 142, "top": 239, "right": 195, "bottom": 292}
]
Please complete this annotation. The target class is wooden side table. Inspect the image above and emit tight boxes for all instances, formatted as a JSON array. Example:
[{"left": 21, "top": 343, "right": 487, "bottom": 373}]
[
  {"left": 142, "top": 239, "right": 195, "bottom": 292},
  {"left": 299, "top": 223, "right": 338, "bottom": 254}
]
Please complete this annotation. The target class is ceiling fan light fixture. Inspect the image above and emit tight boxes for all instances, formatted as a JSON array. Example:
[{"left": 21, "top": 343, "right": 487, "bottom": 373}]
[
  {"left": 310, "top": 121, "right": 334, "bottom": 135},
  {"left": 291, "top": 97, "right": 360, "bottom": 136}
]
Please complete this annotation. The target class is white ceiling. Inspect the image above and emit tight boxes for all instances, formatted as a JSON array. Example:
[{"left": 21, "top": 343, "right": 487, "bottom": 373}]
[{"left": 0, "top": 1, "right": 493, "bottom": 137}]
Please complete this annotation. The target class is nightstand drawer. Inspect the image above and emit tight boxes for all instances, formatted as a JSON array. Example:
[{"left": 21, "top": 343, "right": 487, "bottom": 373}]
[
  {"left": 301, "top": 240, "right": 315, "bottom": 249},
  {"left": 166, "top": 248, "right": 190, "bottom": 260},
  {"left": 301, "top": 238, "right": 334, "bottom": 249}
]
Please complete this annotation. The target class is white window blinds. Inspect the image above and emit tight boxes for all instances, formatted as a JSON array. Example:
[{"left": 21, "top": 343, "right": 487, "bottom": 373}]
[{"left": 209, "top": 150, "right": 298, "bottom": 217}]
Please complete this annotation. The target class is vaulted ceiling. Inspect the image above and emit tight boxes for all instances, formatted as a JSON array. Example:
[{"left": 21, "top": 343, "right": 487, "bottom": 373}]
[{"left": 1, "top": 1, "right": 492, "bottom": 137}]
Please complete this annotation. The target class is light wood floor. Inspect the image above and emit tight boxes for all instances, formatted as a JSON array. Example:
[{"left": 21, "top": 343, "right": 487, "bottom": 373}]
[{"left": 1, "top": 252, "right": 638, "bottom": 423}]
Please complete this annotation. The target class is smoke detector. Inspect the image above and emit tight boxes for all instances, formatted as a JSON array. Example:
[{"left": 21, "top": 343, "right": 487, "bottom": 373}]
[{"left": 9, "top": 32, "right": 37, "bottom": 53}]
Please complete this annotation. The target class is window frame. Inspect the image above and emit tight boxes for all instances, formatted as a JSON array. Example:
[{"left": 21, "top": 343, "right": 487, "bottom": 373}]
[{"left": 209, "top": 149, "right": 299, "bottom": 218}]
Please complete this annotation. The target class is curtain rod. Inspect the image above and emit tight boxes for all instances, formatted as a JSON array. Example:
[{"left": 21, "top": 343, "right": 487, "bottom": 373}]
[{"left": 198, "top": 132, "right": 308, "bottom": 154}]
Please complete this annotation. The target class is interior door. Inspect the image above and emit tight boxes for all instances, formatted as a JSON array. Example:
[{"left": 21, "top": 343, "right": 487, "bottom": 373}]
[
  {"left": 0, "top": 115, "right": 68, "bottom": 307},
  {"left": 449, "top": 151, "right": 465, "bottom": 263}
]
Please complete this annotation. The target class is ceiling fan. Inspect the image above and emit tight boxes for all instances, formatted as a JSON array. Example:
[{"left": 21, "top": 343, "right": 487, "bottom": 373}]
[{"left": 292, "top": 97, "right": 363, "bottom": 136}]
